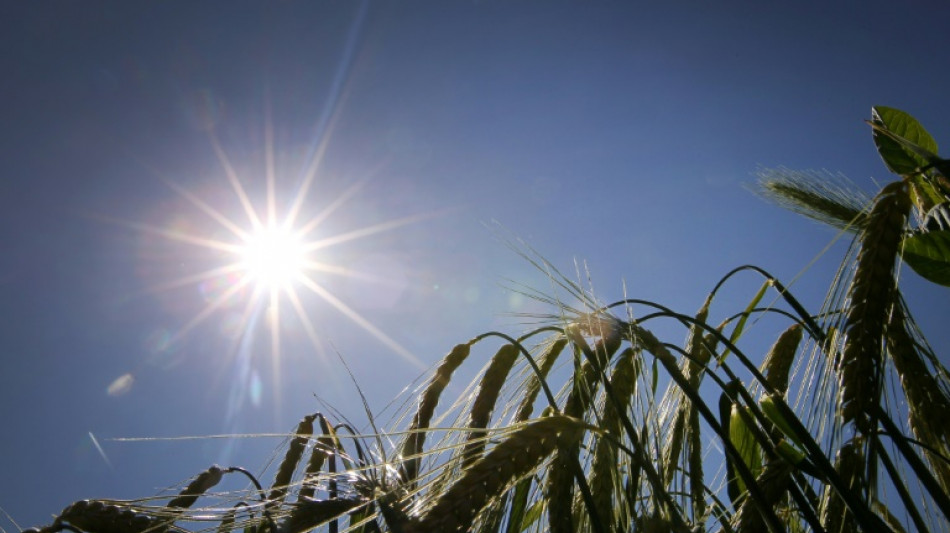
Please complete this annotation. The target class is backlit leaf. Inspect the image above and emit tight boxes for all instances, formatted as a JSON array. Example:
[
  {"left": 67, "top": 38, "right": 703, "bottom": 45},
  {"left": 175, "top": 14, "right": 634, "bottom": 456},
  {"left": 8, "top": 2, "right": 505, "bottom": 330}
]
[
  {"left": 870, "top": 106, "right": 938, "bottom": 175},
  {"left": 902, "top": 230, "right": 950, "bottom": 287}
]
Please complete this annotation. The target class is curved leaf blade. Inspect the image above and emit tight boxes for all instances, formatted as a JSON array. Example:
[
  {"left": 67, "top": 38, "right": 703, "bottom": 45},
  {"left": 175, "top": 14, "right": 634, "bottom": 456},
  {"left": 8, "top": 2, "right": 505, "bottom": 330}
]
[
  {"left": 729, "top": 404, "right": 762, "bottom": 491},
  {"left": 871, "top": 106, "right": 938, "bottom": 175},
  {"left": 902, "top": 230, "right": 950, "bottom": 286}
]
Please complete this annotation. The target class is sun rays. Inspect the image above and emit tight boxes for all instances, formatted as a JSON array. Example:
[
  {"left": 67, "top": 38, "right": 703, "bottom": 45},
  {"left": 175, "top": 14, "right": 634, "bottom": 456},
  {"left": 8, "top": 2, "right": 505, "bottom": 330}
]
[
  {"left": 100, "top": 116, "right": 436, "bottom": 408},
  {"left": 239, "top": 224, "right": 307, "bottom": 290},
  {"left": 95, "top": 1, "right": 429, "bottom": 408},
  {"left": 165, "top": 129, "right": 425, "bottom": 373}
]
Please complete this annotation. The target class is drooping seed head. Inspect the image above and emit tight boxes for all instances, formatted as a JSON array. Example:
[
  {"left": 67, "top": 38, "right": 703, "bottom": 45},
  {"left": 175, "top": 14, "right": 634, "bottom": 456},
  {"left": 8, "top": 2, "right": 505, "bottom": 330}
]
[{"left": 414, "top": 415, "right": 588, "bottom": 533}]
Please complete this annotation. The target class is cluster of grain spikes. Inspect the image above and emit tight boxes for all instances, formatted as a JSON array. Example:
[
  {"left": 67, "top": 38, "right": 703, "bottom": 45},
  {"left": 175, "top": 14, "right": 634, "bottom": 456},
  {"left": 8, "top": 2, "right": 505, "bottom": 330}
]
[
  {"left": 23, "top": 250, "right": 950, "bottom": 532},
  {"left": 383, "top": 254, "right": 848, "bottom": 533},
  {"left": 19, "top": 106, "right": 950, "bottom": 533},
  {"left": 821, "top": 180, "right": 911, "bottom": 533},
  {"left": 24, "top": 411, "right": 407, "bottom": 533},
  {"left": 25, "top": 465, "right": 270, "bottom": 533},
  {"left": 751, "top": 106, "right": 950, "bottom": 533},
  {"left": 404, "top": 415, "right": 591, "bottom": 533}
]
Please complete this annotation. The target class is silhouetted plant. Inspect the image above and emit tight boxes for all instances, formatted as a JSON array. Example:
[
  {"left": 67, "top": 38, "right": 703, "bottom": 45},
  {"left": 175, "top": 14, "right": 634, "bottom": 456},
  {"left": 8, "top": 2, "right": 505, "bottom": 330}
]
[{"left": 25, "top": 107, "right": 950, "bottom": 533}]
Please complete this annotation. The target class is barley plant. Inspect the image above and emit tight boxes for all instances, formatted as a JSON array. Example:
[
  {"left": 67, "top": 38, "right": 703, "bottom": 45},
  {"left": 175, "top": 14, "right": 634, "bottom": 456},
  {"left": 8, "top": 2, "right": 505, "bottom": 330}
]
[{"left": 24, "top": 106, "right": 950, "bottom": 533}]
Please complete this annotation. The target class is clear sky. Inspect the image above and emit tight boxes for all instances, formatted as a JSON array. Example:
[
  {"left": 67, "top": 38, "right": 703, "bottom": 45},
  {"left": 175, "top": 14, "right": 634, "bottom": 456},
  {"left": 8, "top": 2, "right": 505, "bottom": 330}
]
[{"left": 2, "top": 1, "right": 949, "bottom": 528}]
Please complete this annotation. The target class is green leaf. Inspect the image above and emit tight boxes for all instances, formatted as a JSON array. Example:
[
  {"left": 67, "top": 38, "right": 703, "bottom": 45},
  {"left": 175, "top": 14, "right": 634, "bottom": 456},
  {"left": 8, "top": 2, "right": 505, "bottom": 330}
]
[
  {"left": 772, "top": 439, "right": 823, "bottom": 479},
  {"left": 774, "top": 439, "right": 806, "bottom": 466},
  {"left": 505, "top": 478, "right": 531, "bottom": 533},
  {"left": 902, "top": 230, "right": 950, "bottom": 286},
  {"left": 718, "top": 280, "right": 771, "bottom": 363},
  {"left": 908, "top": 175, "right": 949, "bottom": 213},
  {"left": 720, "top": 381, "right": 751, "bottom": 507},
  {"left": 729, "top": 404, "right": 762, "bottom": 493},
  {"left": 759, "top": 393, "right": 803, "bottom": 447},
  {"left": 870, "top": 106, "right": 938, "bottom": 175},
  {"left": 519, "top": 500, "right": 544, "bottom": 532}
]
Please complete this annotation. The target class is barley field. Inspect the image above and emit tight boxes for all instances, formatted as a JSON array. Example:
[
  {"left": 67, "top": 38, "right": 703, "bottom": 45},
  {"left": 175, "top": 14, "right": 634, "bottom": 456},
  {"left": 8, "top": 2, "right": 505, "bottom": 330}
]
[{"left": 20, "top": 108, "right": 950, "bottom": 533}]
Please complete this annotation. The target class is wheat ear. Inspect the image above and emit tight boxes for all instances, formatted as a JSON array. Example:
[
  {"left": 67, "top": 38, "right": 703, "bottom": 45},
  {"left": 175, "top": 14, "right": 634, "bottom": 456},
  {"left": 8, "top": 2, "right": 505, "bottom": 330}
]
[
  {"left": 838, "top": 180, "right": 909, "bottom": 431},
  {"left": 587, "top": 349, "right": 638, "bottom": 529},
  {"left": 761, "top": 324, "right": 803, "bottom": 397},
  {"left": 547, "top": 327, "right": 608, "bottom": 533},
  {"left": 298, "top": 414, "right": 337, "bottom": 500},
  {"left": 461, "top": 343, "right": 520, "bottom": 466},
  {"left": 399, "top": 342, "right": 472, "bottom": 483},
  {"left": 887, "top": 305, "right": 950, "bottom": 494},
  {"left": 408, "top": 415, "right": 587, "bottom": 533},
  {"left": 661, "top": 299, "right": 713, "bottom": 489},
  {"left": 51, "top": 500, "right": 164, "bottom": 533},
  {"left": 267, "top": 415, "right": 316, "bottom": 508},
  {"left": 827, "top": 180, "right": 910, "bottom": 533},
  {"left": 515, "top": 337, "right": 567, "bottom": 422},
  {"left": 279, "top": 497, "right": 365, "bottom": 533},
  {"left": 167, "top": 465, "right": 226, "bottom": 509}
]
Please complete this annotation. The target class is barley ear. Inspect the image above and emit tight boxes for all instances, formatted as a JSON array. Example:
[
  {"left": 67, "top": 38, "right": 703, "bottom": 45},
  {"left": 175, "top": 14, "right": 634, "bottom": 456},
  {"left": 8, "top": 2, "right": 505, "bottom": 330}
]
[
  {"left": 753, "top": 167, "right": 872, "bottom": 232},
  {"left": 662, "top": 298, "right": 713, "bottom": 488},
  {"left": 515, "top": 337, "right": 567, "bottom": 422},
  {"left": 267, "top": 414, "right": 316, "bottom": 507},
  {"left": 837, "top": 180, "right": 909, "bottom": 432},
  {"left": 168, "top": 465, "right": 226, "bottom": 509},
  {"left": 216, "top": 505, "right": 239, "bottom": 533},
  {"left": 587, "top": 349, "right": 639, "bottom": 529},
  {"left": 687, "top": 404, "right": 705, "bottom": 521},
  {"left": 828, "top": 180, "right": 910, "bottom": 533},
  {"left": 462, "top": 343, "right": 520, "bottom": 466},
  {"left": 887, "top": 306, "right": 950, "bottom": 494},
  {"left": 412, "top": 416, "right": 587, "bottom": 533},
  {"left": 54, "top": 500, "right": 166, "bottom": 533},
  {"left": 686, "top": 294, "right": 713, "bottom": 368},
  {"left": 760, "top": 324, "right": 803, "bottom": 397},
  {"left": 572, "top": 314, "right": 624, "bottom": 369},
  {"left": 400, "top": 341, "right": 472, "bottom": 483},
  {"left": 298, "top": 414, "right": 337, "bottom": 500},
  {"left": 280, "top": 497, "right": 364, "bottom": 533},
  {"left": 822, "top": 440, "right": 867, "bottom": 533},
  {"left": 547, "top": 329, "right": 603, "bottom": 533}
]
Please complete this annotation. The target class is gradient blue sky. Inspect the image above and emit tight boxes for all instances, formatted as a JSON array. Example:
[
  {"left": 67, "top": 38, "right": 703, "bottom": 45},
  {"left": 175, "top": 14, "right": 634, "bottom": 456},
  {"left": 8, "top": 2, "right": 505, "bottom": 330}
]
[{"left": 2, "top": 2, "right": 949, "bottom": 528}]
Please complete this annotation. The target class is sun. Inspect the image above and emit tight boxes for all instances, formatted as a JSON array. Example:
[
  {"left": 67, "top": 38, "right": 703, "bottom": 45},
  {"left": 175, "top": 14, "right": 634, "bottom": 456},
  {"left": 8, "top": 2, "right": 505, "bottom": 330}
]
[
  {"left": 111, "top": 122, "right": 437, "bottom": 400},
  {"left": 101, "top": 6, "right": 434, "bottom": 404},
  {"left": 239, "top": 225, "right": 306, "bottom": 291}
]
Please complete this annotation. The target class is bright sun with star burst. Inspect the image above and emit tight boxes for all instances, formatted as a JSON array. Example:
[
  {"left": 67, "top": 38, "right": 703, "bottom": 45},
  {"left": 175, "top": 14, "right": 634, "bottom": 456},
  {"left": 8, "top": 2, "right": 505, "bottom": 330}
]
[
  {"left": 239, "top": 225, "right": 307, "bottom": 290},
  {"left": 104, "top": 114, "right": 440, "bottom": 405},
  {"left": 97, "top": 7, "right": 438, "bottom": 404},
  {"left": 161, "top": 125, "right": 431, "bottom": 369}
]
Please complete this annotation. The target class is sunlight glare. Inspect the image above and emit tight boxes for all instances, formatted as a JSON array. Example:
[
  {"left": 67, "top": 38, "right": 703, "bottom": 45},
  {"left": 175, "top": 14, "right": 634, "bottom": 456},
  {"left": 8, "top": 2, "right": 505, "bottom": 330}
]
[
  {"left": 240, "top": 225, "right": 306, "bottom": 290},
  {"left": 121, "top": 115, "right": 430, "bottom": 410},
  {"left": 109, "top": 3, "right": 426, "bottom": 423}
]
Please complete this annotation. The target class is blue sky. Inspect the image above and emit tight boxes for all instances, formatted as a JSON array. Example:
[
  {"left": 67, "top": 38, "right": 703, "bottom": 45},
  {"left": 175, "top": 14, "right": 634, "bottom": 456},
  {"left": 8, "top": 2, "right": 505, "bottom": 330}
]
[{"left": 2, "top": 1, "right": 949, "bottom": 528}]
